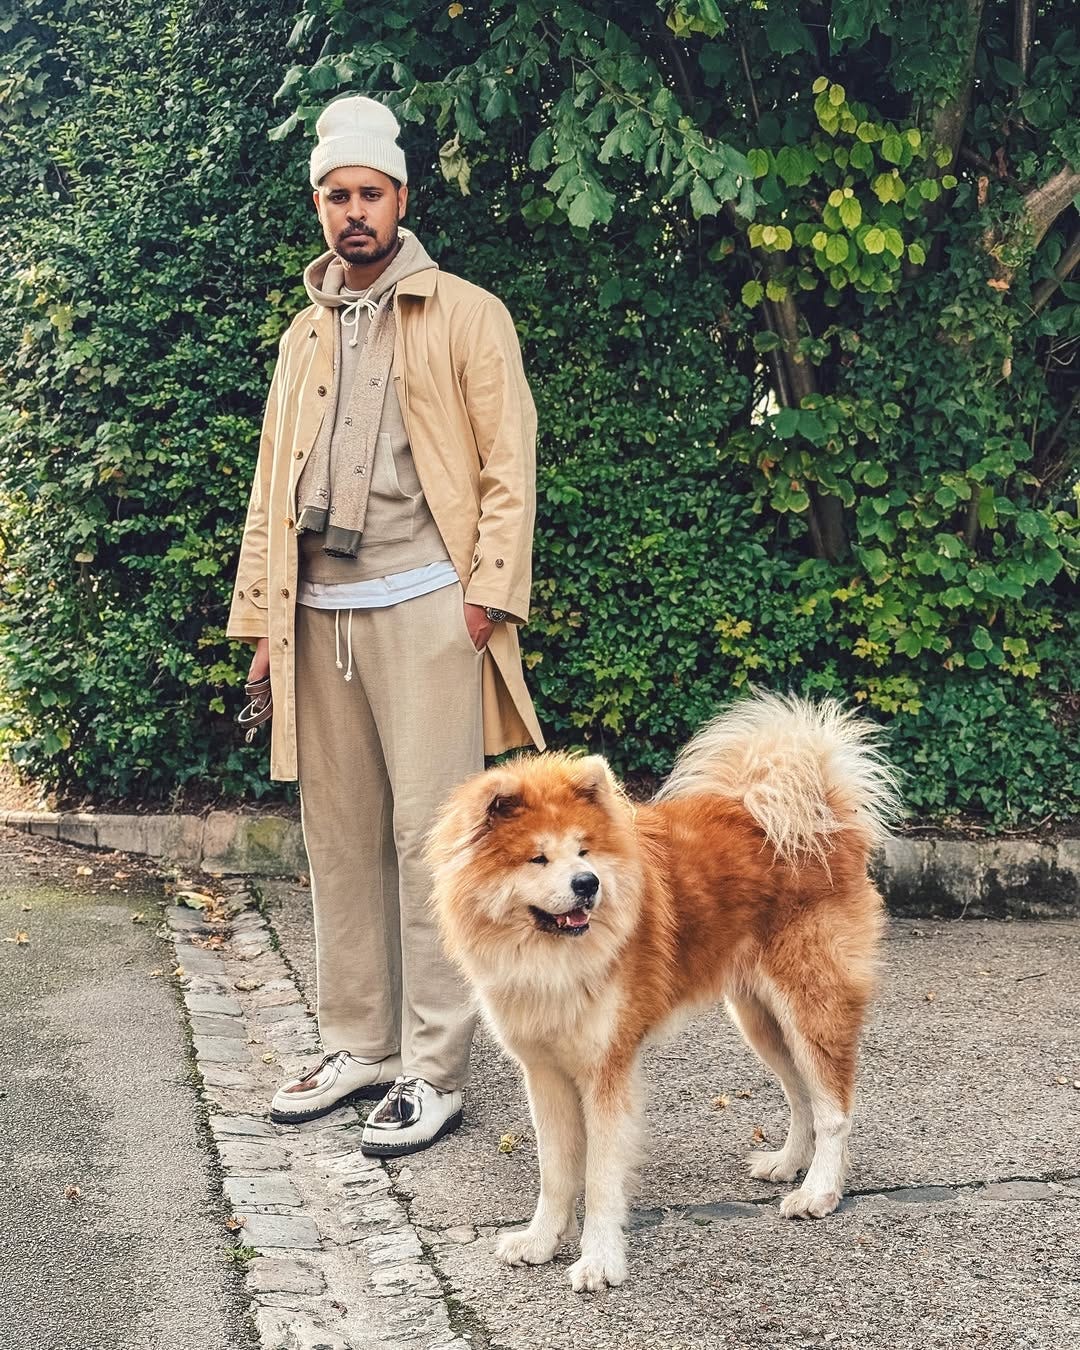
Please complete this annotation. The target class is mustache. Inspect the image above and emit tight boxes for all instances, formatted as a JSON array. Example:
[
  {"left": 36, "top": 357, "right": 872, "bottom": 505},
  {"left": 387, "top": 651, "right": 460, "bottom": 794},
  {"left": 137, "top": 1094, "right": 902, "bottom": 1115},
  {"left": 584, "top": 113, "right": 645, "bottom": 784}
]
[{"left": 339, "top": 225, "right": 375, "bottom": 240}]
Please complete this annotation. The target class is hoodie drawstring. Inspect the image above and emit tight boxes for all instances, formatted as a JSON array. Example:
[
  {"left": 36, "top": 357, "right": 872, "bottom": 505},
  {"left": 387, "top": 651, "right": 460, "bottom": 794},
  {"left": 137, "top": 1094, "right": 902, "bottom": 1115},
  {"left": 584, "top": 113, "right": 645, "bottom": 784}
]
[
  {"left": 334, "top": 609, "right": 354, "bottom": 682},
  {"left": 340, "top": 293, "right": 379, "bottom": 348}
]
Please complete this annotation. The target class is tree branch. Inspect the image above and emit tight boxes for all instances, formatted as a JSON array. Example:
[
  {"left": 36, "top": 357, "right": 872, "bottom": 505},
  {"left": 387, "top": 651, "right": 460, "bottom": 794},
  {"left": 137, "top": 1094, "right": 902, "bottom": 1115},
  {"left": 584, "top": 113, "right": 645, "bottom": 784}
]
[
  {"left": 1031, "top": 228, "right": 1080, "bottom": 314},
  {"left": 1014, "top": 0, "right": 1035, "bottom": 80},
  {"left": 1024, "top": 165, "right": 1080, "bottom": 250}
]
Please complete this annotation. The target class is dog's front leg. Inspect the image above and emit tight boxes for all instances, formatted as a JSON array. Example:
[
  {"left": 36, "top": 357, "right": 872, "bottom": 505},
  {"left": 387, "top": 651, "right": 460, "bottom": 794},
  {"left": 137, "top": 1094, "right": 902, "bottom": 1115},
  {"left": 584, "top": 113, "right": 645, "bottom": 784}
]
[
  {"left": 567, "top": 1070, "right": 640, "bottom": 1292},
  {"left": 496, "top": 1061, "right": 584, "bottom": 1268}
]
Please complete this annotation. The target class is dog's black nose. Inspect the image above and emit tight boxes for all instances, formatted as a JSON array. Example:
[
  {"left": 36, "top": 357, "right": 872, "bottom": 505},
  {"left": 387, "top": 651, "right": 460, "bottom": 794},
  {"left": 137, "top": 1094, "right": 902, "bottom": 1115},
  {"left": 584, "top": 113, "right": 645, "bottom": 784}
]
[{"left": 570, "top": 872, "right": 599, "bottom": 902}]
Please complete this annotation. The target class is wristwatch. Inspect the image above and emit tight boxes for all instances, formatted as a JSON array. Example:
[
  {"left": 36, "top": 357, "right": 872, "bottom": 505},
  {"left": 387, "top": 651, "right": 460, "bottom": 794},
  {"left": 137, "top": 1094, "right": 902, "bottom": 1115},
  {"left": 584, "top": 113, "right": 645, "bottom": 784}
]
[{"left": 485, "top": 607, "right": 510, "bottom": 623}]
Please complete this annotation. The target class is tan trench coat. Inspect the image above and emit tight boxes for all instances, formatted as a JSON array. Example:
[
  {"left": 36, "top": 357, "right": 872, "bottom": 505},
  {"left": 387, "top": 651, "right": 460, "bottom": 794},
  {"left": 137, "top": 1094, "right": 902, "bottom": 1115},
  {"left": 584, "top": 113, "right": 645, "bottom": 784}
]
[{"left": 226, "top": 264, "right": 545, "bottom": 781}]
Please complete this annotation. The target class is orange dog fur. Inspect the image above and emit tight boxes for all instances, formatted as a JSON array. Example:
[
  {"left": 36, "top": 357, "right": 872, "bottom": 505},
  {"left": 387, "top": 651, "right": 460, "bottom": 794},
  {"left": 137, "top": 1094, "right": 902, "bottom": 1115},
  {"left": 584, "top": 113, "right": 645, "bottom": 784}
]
[{"left": 427, "top": 692, "right": 900, "bottom": 1292}]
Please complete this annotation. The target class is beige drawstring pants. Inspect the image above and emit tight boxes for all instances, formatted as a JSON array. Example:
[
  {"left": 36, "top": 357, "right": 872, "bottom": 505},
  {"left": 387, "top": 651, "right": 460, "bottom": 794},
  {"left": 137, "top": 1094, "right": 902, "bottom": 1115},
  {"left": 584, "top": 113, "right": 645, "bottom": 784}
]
[{"left": 294, "top": 583, "right": 483, "bottom": 1092}]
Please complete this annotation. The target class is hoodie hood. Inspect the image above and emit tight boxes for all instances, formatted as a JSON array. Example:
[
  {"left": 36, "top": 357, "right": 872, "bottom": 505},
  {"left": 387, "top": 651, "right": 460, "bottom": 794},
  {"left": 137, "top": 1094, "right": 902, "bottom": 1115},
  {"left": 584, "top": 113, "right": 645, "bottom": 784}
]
[{"left": 303, "top": 228, "right": 437, "bottom": 309}]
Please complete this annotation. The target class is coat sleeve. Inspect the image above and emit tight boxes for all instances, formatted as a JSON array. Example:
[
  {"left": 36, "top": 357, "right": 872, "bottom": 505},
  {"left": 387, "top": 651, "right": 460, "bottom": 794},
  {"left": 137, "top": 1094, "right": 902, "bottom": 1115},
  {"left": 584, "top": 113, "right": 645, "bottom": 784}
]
[
  {"left": 226, "top": 331, "right": 288, "bottom": 641},
  {"left": 458, "top": 296, "right": 537, "bottom": 624}
]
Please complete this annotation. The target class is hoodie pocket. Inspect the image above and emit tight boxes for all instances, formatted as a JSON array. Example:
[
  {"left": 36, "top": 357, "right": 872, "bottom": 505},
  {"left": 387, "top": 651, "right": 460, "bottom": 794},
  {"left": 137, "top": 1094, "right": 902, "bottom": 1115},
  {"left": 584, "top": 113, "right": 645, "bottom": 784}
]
[{"left": 365, "top": 432, "right": 421, "bottom": 544}]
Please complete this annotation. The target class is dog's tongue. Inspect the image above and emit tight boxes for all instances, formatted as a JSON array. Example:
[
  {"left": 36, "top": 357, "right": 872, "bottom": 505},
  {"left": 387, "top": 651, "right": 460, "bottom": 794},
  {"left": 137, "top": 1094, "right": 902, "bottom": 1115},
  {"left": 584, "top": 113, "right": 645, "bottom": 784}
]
[{"left": 555, "top": 908, "right": 590, "bottom": 929}]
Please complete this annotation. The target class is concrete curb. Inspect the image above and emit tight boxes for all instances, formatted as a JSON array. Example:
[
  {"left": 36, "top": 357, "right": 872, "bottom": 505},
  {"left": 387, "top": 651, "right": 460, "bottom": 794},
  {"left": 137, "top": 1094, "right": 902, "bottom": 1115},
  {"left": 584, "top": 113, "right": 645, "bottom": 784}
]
[
  {"left": 167, "top": 883, "right": 468, "bottom": 1350},
  {"left": 2, "top": 808, "right": 1077, "bottom": 917}
]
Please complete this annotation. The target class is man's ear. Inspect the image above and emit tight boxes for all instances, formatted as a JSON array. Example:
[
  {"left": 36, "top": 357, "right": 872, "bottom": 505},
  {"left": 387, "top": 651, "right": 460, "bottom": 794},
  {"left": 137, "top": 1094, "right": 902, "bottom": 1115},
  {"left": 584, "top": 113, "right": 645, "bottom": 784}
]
[{"left": 398, "top": 184, "right": 409, "bottom": 221}]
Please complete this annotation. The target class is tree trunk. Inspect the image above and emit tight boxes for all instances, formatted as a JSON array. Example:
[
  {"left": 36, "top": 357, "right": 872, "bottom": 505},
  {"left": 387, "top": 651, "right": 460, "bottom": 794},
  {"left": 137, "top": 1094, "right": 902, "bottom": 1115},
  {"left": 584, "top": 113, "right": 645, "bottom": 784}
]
[{"left": 763, "top": 283, "right": 848, "bottom": 562}]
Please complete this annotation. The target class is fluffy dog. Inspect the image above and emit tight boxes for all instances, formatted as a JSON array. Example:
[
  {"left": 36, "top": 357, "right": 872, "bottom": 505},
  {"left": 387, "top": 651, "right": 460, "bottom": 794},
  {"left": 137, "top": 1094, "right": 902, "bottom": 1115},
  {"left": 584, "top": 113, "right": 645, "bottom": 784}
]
[{"left": 427, "top": 692, "right": 900, "bottom": 1292}]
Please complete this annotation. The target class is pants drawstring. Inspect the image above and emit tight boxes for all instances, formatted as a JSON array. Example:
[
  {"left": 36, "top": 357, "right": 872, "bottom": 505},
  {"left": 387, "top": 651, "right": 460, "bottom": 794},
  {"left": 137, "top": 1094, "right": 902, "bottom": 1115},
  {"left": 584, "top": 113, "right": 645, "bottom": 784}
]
[{"left": 334, "top": 609, "right": 354, "bottom": 682}]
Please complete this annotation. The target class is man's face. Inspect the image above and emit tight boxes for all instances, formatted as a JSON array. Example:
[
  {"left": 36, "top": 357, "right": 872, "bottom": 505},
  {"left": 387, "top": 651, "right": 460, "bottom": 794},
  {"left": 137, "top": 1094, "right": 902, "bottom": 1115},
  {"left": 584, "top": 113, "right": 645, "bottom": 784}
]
[{"left": 313, "top": 167, "right": 408, "bottom": 269}]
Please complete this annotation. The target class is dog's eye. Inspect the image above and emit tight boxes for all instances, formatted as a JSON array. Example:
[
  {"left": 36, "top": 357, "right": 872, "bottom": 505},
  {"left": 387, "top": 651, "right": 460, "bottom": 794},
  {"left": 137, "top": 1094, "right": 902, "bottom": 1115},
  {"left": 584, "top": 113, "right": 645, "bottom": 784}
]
[
  {"left": 578, "top": 848, "right": 589, "bottom": 857},
  {"left": 529, "top": 854, "right": 548, "bottom": 866}
]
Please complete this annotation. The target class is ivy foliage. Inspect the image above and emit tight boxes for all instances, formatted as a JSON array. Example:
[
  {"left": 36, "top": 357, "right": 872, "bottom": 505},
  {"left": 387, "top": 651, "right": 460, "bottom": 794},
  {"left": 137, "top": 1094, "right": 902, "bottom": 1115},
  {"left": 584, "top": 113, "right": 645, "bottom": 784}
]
[{"left": 0, "top": 0, "right": 1077, "bottom": 827}]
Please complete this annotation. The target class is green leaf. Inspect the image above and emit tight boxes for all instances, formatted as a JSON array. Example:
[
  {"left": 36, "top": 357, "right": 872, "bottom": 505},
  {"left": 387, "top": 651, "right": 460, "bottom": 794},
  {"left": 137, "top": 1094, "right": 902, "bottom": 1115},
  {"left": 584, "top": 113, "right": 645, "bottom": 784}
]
[
  {"left": 690, "top": 176, "right": 721, "bottom": 217},
  {"left": 765, "top": 278, "right": 788, "bottom": 301},
  {"left": 863, "top": 227, "right": 886, "bottom": 254},
  {"left": 774, "top": 408, "right": 800, "bottom": 438},
  {"left": 747, "top": 148, "right": 770, "bottom": 178},
  {"left": 839, "top": 197, "right": 862, "bottom": 229},
  {"left": 971, "top": 625, "right": 993, "bottom": 651},
  {"left": 528, "top": 130, "right": 553, "bottom": 171},
  {"left": 907, "top": 241, "right": 927, "bottom": 265},
  {"left": 828, "top": 83, "right": 846, "bottom": 107},
  {"left": 880, "top": 132, "right": 904, "bottom": 164},
  {"left": 825, "top": 234, "right": 849, "bottom": 264},
  {"left": 597, "top": 277, "right": 622, "bottom": 309},
  {"left": 882, "top": 227, "right": 904, "bottom": 257},
  {"left": 741, "top": 280, "right": 765, "bottom": 307}
]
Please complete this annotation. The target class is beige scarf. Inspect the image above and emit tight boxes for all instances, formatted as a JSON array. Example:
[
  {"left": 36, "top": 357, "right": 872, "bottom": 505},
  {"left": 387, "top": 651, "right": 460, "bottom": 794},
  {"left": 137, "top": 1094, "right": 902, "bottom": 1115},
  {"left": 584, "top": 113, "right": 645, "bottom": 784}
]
[{"left": 296, "top": 233, "right": 430, "bottom": 557}]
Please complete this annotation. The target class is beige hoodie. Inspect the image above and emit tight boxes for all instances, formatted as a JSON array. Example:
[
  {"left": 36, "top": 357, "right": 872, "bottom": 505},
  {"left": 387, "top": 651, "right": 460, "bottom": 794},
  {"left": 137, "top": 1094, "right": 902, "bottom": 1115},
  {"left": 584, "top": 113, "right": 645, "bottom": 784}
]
[{"left": 298, "top": 232, "right": 450, "bottom": 583}]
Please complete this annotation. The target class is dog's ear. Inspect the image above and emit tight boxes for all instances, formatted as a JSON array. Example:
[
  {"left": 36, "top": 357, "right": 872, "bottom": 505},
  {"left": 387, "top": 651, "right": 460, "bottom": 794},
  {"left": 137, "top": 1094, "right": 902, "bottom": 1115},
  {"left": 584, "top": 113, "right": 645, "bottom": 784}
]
[
  {"left": 570, "top": 755, "right": 617, "bottom": 802},
  {"left": 486, "top": 791, "right": 523, "bottom": 823}
]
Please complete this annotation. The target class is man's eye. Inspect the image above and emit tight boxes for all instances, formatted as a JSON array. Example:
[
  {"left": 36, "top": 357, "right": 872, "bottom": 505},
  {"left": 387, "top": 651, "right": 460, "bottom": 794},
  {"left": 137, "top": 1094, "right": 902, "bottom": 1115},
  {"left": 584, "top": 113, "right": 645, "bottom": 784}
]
[{"left": 529, "top": 854, "right": 548, "bottom": 866}]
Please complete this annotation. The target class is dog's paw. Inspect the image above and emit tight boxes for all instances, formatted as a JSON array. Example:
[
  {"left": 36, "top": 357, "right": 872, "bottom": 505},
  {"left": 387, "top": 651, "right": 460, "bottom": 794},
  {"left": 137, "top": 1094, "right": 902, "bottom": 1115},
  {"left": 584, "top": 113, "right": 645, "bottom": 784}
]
[
  {"left": 496, "top": 1226, "right": 561, "bottom": 1267},
  {"left": 747, "top": 1148, "right": 808, "bottom": 1183},
  {"left": 567, "top": 1247, "right": 627, "bottom": 1292},
  {"left": 778, "top": 1186, "right": 842, "bottom": 1219}
]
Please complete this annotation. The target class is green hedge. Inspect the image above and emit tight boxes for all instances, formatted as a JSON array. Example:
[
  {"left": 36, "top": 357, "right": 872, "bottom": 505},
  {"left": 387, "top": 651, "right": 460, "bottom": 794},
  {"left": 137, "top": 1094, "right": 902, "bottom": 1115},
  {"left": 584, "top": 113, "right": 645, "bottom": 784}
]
[{"left": 0, "top": 0, "right": 1077, "bottom": 827}]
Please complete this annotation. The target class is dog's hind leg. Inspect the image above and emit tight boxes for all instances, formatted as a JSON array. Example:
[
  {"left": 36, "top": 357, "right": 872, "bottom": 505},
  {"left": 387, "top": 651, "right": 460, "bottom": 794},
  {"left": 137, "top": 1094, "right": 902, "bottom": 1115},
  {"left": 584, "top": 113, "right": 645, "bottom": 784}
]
[
  {"left": 727, "top": 991, "right": 815, "bottom": 1182},
  {"left": 496, "top": 1060, "right": 584, "bottom": 1269},
  {"left": 566, "top": 1058, "right": 642, "bottom": 1293},
  {"left": 763, "top": 957, "right": 872, "bottom": 1217}
]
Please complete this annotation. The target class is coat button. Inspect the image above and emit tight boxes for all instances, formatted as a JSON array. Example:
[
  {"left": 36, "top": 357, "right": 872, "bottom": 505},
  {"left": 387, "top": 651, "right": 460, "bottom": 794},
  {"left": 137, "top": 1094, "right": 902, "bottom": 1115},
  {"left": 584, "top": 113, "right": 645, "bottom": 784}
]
[
  {"left": 285, "top": 518, "right": 294, "bottom": 529},
  {"left": 237, "top": 590, "right": 245, "bottom": 599},
  {"left": 495, "top": 558, "right": 505, "bottom": 568},
  {"left": 281, "top": 637, "right": 289, "bottom": 647},
  {"left": 251, "top": 588, "right": 261, "bottom": 597},
  {"left": 317, "top": 385, "right": 327, "bottom": 396},
  {"left": 294, "top": 450, "right": 304, "bottom": 459},
  {"left": 280, "top": 588, "right": 289, "bottom": 598}
]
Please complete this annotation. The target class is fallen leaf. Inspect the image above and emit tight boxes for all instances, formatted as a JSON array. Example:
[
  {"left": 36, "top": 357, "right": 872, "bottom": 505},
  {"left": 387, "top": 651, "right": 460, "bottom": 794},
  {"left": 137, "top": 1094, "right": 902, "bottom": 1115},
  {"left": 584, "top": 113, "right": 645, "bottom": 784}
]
[
  {"left": 751, "top": 1126, "right": 768, "bottom": 1145},
  {"left": 131, "top": 912, "right": 146, "bottom": 924},
  {"left": 192, "top": 934, "right": 226, "bottom": 950},
  {"left": 736, "top": 1088, "right": 753, "bottom": 1100},
  {"left": 262, "top": 1053, "right": 277, "bottom": 1064},
  {"left": 149, "top": 969, "right": 164, "bottom": 978},
  {"left": 5, "top": 931, "right": 29, "bottom": 945},
  {"left": 64, "top": 1185, "right": 81, "bottom": 1202},
  {"left": 234, "top": 978, "right": 262, "bottom": 992},
  {"left": 20, "top": 903, "right": 31, "bottom": 913},
  {"left": 76, "top": 865, "right": 92, "bottom": 876},
  {"left": 225, "top": 1215, "right": 246, "bottom": 1233},
  {"left": 173, "top": 965, "right": 185, "bottom": 978},
  {"left": 987, "top": 277, "right": 1010, "bottom": 291},
  {"left": 448, "top": 3, "right": 464, "bottom": 17},
  {"left": 498, "top": 1133, "right": 519, "bottom": 1155},
  {"left": 175, "top": 890, "right": 215, "bottom": 910},
  {"left": 712, "top": 1095, "right": 730, "bottom": 1110},
  {"left": 925, "top": 991, "right": 936, "bottom": 1002}
]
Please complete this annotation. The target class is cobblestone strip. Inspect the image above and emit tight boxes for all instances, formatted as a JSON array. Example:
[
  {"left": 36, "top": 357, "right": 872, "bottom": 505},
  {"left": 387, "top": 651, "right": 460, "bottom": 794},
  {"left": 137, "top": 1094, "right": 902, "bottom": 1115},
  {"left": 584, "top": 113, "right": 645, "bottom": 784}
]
[{"left": 166, "top": 884, "right": 469, "bottom": 1350}]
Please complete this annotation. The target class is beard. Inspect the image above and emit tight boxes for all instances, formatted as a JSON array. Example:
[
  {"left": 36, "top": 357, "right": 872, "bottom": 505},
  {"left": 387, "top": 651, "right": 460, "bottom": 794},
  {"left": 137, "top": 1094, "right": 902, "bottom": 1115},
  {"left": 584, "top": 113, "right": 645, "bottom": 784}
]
[{"left": 335, "top": 223, "right": 400, "bottom": 268}]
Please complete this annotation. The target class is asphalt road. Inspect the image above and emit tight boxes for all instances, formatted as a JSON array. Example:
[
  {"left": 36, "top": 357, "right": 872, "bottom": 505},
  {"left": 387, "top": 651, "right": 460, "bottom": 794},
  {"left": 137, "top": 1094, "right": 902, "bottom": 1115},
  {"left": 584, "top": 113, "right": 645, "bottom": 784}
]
[{"left": 0, "top": 831, "right": 256, "bottom": 1350}]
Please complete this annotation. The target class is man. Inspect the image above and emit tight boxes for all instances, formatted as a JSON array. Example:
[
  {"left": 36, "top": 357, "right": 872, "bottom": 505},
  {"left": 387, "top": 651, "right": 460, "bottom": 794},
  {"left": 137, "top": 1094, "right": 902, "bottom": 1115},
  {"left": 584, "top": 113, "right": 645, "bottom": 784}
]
[{"left": 227, "top": 94, "right": 543, "bottom": 1157}]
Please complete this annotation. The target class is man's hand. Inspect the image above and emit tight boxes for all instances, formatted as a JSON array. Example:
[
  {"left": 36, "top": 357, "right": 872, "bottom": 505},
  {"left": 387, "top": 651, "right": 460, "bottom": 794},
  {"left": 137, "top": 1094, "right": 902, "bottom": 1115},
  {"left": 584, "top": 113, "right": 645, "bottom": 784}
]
[
  {"left": 248, "top": 637, "right": 270, "bottom": 683},
  {"left": 464, "top": 602, "right": 495, "bottom": 652}
]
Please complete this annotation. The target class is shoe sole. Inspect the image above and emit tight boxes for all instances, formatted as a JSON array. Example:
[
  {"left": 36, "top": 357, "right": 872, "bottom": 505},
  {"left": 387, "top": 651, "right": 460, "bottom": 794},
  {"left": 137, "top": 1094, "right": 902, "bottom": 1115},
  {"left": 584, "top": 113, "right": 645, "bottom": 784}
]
[
  {"left": 359, "top": 1108, "right": 464, "bottom": 1158},
  {"left": 268, "top": 1080, "right": 395, "bottom": 1126}
]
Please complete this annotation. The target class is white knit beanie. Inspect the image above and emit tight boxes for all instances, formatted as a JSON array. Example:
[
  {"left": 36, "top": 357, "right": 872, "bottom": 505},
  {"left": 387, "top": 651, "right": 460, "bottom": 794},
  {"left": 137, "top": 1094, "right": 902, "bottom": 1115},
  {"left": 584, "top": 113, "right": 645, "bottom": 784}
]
[{"left": 309, "top": 96, "right": 408, "bottom": 188}]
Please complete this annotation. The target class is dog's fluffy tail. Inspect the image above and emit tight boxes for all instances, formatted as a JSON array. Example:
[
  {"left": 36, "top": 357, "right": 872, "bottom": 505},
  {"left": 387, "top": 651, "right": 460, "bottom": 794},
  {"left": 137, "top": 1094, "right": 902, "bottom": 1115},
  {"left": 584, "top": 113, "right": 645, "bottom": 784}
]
[{"left": 655, "top": 690, "right": 902, "bottom": 864}]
